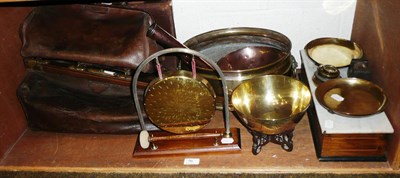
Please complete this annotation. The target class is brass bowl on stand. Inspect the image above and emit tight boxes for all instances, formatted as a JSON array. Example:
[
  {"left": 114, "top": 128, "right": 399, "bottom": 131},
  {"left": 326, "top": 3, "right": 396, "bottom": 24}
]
[{"left": 231, "top": 75, "right": 311, "bottom": 154}]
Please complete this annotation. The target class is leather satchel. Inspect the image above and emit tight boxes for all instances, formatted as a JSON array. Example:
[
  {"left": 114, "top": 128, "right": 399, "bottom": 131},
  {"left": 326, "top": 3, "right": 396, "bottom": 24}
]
[
  {"left": 20, "top": 4, "right": 160, "bottom": 88},
  {"left": 17, "top": 3, "right": 177, "bottom": 134},
  {"left": 17, "top": 71, "right": 159, "bottom": 134}
]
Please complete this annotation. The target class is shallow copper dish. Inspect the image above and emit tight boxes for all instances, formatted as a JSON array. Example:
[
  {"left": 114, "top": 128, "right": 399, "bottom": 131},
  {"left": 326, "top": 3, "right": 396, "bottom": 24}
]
[
  {"left": 305, "top": 38, "right": 363, "bottom": 67},
  {"left": 315, "top": 78, "right": 387, "bottom": 117},
  {"left": 231, "top": 75, "right": 311, "bottom": 135}
]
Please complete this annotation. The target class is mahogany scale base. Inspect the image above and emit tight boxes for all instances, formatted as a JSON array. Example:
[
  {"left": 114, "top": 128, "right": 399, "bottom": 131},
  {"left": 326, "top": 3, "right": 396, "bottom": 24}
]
[{"left": 132, "top": 128, "right": 241, "bottom": 157}]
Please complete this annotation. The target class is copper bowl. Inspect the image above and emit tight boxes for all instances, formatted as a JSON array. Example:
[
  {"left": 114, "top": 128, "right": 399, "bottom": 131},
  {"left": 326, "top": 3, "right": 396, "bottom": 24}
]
[{"left": 231, "top": 75, "right": 311, "bottom": 135}]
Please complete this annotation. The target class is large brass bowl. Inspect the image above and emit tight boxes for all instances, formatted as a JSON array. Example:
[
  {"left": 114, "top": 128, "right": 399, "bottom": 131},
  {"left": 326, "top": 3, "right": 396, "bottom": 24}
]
[
  {"left": 184, "top": 27, "right": 294, "bottom": 109},
  {"left": 231, "top": 75, "right": 311, "bottom": 135}
]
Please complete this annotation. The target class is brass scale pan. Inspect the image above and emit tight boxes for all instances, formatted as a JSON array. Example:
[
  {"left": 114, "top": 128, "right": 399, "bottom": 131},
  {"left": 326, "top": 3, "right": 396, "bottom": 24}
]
[{"left": 131, "top": 48, "right": 233, "bottom": 149}]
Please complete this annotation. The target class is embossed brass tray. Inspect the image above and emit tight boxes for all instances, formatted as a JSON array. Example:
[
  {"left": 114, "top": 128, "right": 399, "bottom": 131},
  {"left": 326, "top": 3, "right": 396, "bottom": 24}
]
[
  {"left": 305, "top": 38, "right": 363, "bottom": 67},
  {"left": 144, "top": 70, "right": 215, "bottom": 134},
  {"left": 315, "top": 78, "right": 387, "bottom": 117}
]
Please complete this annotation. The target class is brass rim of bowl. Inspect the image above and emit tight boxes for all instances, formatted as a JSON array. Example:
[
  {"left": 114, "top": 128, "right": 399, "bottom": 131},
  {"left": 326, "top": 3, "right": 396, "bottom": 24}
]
[
  {"left": 198, "top": 55, "right": 293, "bottom": 80},
  {"left": 231, "top": 75, "right": 312, "bottom": 122}
]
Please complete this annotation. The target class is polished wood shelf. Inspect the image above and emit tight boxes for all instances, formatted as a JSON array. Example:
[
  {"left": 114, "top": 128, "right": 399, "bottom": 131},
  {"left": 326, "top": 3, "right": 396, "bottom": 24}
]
[
  {"left": 0, "top": 111, "right": 398, "bottom": 176},
  {"left": 1, "top": 1, "right": 400, "bottom": 176}
]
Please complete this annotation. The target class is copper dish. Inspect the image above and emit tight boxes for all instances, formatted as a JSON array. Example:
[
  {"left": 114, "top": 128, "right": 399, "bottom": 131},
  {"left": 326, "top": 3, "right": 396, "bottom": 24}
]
[
  {"left": 305, "top": 38, "right": 363, "bottom": 67},
  {"left": 315, "top": 78, "right": 387, "bottom": 117},
  {"left": 231, "top": 75, "right": 311, "bottom": 135}
]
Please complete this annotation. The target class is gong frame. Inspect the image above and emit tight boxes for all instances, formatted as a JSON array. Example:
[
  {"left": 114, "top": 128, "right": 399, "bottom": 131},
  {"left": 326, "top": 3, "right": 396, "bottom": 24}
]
[{"left": 131, "top": 48, "right": 239, "bottom": 157}]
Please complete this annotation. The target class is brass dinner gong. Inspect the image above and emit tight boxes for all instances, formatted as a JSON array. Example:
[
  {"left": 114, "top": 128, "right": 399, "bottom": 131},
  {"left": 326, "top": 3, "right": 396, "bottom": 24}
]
[{"left": 131, "top": 48, "right": 240, "bottom": 157}]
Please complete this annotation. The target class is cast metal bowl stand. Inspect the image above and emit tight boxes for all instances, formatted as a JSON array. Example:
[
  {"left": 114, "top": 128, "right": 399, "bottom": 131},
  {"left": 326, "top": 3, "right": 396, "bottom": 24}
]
[
  {"left": 249, "top": 129, "right": 294, "bottom": 155},
  {"left": 131, "top": 48, "right": 241, "bottom": 157}
]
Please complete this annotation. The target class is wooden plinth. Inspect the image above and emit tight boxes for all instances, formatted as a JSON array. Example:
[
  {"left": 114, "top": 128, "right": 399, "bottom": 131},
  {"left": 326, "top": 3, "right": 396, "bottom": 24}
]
[
  {"left": 132, "top": 128, "right": 241, "bottom": 157},
  {"left": 306, "top": 100, "right": 387, "bottom": 161}
]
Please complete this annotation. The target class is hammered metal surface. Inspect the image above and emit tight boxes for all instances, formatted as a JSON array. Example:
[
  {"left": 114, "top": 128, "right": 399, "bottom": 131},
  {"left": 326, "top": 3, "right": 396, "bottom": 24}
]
[
  {"left": 231, "top": 75, "right": 311, "bottom": 135},
  {"left": 144, "top": 71, "right": 216, "bottom": 134}
]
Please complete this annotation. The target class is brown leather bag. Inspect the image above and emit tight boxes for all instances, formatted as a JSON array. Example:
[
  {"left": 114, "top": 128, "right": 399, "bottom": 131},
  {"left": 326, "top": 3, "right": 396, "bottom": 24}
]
[
  {"left": 17, "top": 71, "right": 159, "bottom": 134},
  {"left": 17, "top": 2, "right": 176, "bottom": 134},
  {"left": 21, "top": 4, "right": 158, "bottom": 71}
]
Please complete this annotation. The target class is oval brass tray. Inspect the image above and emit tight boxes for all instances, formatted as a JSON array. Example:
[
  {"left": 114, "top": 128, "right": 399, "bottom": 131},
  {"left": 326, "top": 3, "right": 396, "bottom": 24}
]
[
  {"left": 305, "top": 38, "right": 363, "bottom": 67},
  {"left": 315, "top": 78, "right": 387, "bottom": 117}
]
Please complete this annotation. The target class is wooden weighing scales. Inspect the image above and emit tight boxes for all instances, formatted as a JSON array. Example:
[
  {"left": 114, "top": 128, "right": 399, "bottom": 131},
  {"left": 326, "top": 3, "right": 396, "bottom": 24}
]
[
  {"left": 299, "top": 50, "right": 394, "bottom": 161},
  {"left": 131, "top": 48, "right": 241, "bottom": 157}
]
